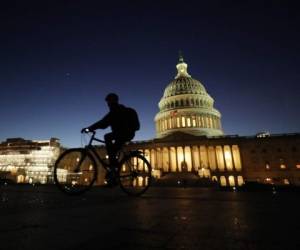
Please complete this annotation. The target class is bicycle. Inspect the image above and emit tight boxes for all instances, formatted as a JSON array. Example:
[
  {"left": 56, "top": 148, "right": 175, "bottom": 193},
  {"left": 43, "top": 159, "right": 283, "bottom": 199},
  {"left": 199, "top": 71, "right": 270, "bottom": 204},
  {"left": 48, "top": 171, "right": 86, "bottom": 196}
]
[{"left": 53, "top": 130, "right": 152, "bottom": 196}]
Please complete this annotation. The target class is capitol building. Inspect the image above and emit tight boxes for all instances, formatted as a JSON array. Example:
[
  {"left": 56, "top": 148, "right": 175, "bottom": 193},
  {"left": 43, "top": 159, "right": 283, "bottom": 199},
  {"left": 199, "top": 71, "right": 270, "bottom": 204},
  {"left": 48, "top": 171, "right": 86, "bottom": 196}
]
[
  {"left": 0, "top": 56, "right": 299, "bottom": 187},
  {"left": 126, "top": 56, "right": 300, "bottom": 187}
]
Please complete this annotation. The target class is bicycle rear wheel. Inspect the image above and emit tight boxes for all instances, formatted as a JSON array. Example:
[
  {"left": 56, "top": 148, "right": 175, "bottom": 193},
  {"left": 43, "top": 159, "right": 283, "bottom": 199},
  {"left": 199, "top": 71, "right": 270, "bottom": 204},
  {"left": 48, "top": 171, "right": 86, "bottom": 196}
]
[
  {"left": 118, "top": 152, "right": 152, "bottom": 196},
  {"left": 54, "top": 148, "right": 97, "bottom": 195}
]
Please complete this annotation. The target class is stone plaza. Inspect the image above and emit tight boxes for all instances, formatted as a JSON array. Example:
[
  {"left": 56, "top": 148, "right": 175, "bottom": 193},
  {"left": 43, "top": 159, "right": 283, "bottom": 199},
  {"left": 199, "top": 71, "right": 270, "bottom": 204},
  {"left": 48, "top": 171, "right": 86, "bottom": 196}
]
[{"left": 0, "top": 185, "right": 299, "bottom": 250}]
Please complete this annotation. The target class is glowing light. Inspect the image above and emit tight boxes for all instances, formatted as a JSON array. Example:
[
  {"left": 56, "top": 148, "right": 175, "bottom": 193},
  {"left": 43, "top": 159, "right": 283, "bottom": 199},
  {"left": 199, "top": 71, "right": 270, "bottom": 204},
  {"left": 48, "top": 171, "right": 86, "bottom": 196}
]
[{"left": 280, "top": 164, "right": 286, "bottom": 169}]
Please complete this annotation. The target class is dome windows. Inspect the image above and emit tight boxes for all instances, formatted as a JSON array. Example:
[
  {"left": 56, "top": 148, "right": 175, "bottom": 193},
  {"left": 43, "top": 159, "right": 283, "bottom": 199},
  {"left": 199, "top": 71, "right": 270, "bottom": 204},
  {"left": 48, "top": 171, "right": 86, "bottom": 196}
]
[{"left": 155, "top": 56, "right": 223, "bottom": 137}]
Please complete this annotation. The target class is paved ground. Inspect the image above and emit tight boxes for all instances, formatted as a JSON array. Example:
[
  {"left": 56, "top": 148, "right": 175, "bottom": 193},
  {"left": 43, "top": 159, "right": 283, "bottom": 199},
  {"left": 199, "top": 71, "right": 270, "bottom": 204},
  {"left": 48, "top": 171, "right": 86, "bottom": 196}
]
[{"left": 0, "top": 185, "right": 300, "bottom": 250}]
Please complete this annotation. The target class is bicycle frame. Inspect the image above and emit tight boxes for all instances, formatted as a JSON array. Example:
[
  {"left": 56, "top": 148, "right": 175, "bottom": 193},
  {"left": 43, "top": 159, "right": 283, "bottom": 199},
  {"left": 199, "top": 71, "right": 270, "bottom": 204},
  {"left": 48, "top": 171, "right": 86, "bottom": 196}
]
[{"left": 82, "top": 131, "right": 136, "bottom": 173}]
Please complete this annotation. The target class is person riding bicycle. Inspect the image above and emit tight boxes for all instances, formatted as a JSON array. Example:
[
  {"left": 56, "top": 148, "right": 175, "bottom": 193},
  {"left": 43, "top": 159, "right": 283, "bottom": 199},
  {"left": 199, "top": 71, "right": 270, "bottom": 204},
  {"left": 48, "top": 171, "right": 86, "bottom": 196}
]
[{"left": 81, "top": 93, "right": 140, "bottom": 177}]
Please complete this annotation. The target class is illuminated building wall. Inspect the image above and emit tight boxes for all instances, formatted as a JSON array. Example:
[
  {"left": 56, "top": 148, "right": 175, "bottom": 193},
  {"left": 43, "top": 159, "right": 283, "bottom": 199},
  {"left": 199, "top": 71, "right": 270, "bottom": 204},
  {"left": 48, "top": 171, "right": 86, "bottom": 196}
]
[
  {"left": 126, "top": 132, "right": 300, "bottom": 187},
  {"left": 0, "top": 138, "right": 60, "bottom": 184}
]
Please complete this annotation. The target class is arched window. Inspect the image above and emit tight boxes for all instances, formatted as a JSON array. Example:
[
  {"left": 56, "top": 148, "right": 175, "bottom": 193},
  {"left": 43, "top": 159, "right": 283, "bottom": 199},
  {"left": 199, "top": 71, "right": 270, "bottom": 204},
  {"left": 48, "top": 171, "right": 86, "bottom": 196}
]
[
  {"left": 220, "top": 176, "right": 227, "bottom": 186},
  {"left": 228, "top": 176, "right": 235, "bottom": 186},
  {"left": 212, "top": 176, "right": 218, "bottom": 182},
  {"left": 237, "top": 176, "right": 244, "bottom": 186}
]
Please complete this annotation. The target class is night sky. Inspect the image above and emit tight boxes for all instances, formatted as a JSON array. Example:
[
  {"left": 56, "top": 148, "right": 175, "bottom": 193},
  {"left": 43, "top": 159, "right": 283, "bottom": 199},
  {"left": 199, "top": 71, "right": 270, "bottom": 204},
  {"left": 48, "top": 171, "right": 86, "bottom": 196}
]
[{"left": 1, "top": 0, "right": 299, "bottom": 147}]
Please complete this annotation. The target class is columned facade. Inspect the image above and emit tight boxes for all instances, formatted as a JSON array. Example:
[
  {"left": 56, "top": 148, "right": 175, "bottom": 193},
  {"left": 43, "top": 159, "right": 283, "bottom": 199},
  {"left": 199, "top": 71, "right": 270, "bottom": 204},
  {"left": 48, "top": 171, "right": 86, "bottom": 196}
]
[
  {"left": 127, "top": 132, "right": 245, "bottom": 187},
  {"left": 126, "top": 133, "right": 300, "bottom": 187}
]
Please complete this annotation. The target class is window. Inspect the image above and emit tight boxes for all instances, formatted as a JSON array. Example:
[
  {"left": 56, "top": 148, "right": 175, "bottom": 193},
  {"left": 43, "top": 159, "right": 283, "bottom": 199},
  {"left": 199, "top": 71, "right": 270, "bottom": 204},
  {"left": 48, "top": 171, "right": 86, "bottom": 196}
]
[
  {"left": 192, "top": 116, "right": 196, "bottom": 127},
  {"left": 280, "top": 164, "right": 286, "bottom": 169},
  {"left": 220, "top": 176, "right": 227, "bottom": 186},
  {"left": 181, "top": 117, "right": 186, "bottom": 127},
  {"left": 228, "top": 176, "right": 235, "bottom": 186},
  {"left": 212, "top": 176, "right": 218, "bottom": 182},
  {"left": 265, "top": 177, "right": 272, "bottom": 183},
  {"left": 176, "top": 117, "right": 180, "bottom": 128},
  {"left": 279, "top": 158, "right": 286, "bottom": 169},
  {"left": 237, "top": 176, "right": 244, "bottom": 186},
  {"left": 186, "top": 117, "right": 191, "bottom": 127},
  {"left": 168, "top": 118, "right": 172, "bottom": 129}
]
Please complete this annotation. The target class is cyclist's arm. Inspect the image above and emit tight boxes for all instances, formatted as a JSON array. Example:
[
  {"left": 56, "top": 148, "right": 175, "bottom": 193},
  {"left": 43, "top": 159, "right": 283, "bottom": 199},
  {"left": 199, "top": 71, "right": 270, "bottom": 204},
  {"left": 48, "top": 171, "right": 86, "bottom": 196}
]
[{"left": 88, "top": 113, "right": 110, "bottom": 131}]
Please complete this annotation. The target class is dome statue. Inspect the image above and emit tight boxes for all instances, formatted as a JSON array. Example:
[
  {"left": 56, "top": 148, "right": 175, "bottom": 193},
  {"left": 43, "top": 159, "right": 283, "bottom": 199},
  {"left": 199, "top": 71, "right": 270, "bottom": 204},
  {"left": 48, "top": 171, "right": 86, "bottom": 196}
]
[{"left": 154, "top": 55, "right": 224, "bottom": 138}]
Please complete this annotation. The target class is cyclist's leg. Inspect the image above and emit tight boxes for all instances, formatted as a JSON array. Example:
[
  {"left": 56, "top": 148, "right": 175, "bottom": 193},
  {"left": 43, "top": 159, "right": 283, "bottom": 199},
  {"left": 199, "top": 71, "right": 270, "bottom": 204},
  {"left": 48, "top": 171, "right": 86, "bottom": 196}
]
[
  {"left": 104, "top": 132, "right": 117, "bottom": 166},
  {"left": 105, "top": 132, "right": 134, "bottom": 166},
  {"left": 113, "top": 132, "right": 135, "bottom": 161}
]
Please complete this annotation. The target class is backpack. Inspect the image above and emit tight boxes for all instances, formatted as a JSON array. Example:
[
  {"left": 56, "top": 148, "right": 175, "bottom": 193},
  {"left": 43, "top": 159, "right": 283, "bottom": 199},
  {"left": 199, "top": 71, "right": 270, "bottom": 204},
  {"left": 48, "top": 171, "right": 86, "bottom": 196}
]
[{"left": 125, "top": 107, "right": 140, "bottom": 132}]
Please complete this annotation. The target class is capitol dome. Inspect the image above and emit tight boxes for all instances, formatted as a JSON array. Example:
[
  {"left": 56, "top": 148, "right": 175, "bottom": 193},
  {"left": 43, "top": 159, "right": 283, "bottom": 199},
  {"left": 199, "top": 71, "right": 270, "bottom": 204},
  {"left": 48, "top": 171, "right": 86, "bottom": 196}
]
[{"left": 154, "top": 55, "right": 224, "bottom": 138}]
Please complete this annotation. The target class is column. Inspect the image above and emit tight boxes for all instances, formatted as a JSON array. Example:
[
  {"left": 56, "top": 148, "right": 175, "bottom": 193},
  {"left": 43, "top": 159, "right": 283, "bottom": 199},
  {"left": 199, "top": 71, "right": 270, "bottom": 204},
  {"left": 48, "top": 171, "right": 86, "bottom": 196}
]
[
  {"left": 168, "top": 147, "right": 171, "bottom": 172},
  {"left": 229, "top": 145, "right": 235, "bottom": 171},
  {"left": 191, "top": 145, "right": 195, "bottom": 171},
  {"left": 176, "top": 147, "right": 179, "bottom": 172}
]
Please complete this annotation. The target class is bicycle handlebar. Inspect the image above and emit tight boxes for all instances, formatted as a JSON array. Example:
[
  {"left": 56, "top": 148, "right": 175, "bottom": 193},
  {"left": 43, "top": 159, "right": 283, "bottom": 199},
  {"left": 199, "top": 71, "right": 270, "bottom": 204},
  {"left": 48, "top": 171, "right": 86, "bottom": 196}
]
[{"left": 81, "top": 129, "right": 105, "bottom": 144}]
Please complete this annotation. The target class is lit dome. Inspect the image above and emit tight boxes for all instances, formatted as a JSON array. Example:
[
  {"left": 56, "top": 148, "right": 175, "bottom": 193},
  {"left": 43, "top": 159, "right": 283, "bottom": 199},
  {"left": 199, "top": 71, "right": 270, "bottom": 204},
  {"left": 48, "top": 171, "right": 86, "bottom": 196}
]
[{"left": 154, "top": 55, "right": 224, "bottom": 138}]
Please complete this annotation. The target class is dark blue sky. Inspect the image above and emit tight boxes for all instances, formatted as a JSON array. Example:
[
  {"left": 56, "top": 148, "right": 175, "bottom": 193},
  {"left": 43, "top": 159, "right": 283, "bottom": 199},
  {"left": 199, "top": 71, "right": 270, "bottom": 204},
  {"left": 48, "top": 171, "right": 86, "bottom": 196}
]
[{"left": 1, "top": 0, "right": 299, "bottom": 147}]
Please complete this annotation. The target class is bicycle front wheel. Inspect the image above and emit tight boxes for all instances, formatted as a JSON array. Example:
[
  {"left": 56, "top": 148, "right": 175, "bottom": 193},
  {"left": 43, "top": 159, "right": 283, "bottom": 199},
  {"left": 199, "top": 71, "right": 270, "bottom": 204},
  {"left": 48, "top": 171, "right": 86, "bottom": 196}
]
[
  {"left": 54, "top": 148, "right": 97, "bottom": 195},
  {"left": 118, "top": 152, "right": 152, "bottom": 196}
]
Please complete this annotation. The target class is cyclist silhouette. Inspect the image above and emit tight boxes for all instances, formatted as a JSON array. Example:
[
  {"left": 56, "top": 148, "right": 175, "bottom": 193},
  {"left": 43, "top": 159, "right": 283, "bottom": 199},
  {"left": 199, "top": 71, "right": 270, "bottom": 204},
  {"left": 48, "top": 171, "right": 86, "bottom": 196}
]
[{"left": 81, "top": 93, "right": 140, "bottom": 168}]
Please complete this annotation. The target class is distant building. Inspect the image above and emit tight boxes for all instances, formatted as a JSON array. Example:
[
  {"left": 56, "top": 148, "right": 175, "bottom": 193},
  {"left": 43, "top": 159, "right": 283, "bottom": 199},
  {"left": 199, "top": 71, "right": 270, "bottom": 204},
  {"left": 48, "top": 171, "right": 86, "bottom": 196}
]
[{"left": 0, "top": 138, "right": 60, "bottom": 184}]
